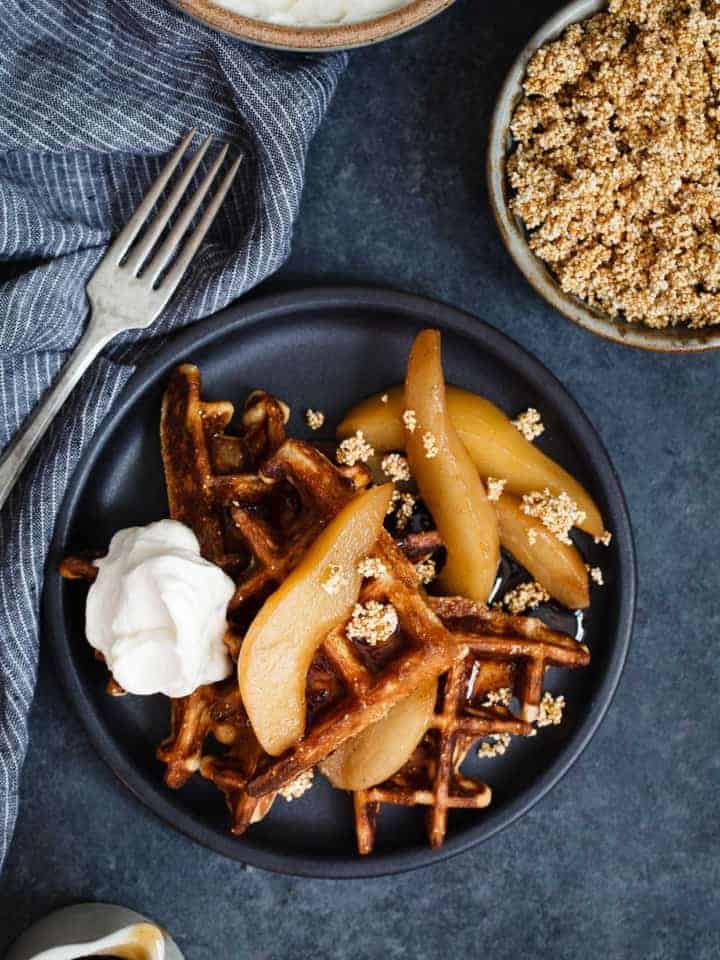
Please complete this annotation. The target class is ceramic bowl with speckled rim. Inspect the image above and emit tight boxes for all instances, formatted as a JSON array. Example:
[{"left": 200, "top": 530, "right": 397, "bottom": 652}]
[
  {"left": 487, "top": 0, "right": 720, "bottom": 353},
  {"left": 171, "top": 0, "right": 454, "bottom": 51}
]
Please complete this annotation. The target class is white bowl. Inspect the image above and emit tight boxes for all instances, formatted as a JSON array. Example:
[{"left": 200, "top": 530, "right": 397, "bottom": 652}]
[
  {"left": 487, "top": 0, "right": 720, "bottom": 353},
  {"left": 171, "top": 0, "right": 455, "bottom": 51},
  {"left": 5, "top": 904, "right": 183, "bottom": 960}
]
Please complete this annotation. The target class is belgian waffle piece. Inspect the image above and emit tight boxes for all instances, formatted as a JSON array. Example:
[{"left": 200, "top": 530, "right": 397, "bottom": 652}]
[
  {"left": 59, "top": 366, "right": 381, "bottom": 831},
  {"left": 244, "top": 519, "right": 468, "bottom": 800},
  {"left": 160, "top": 366, "right": 470, "bottom": 804},
  {"left": 157, "top": 679, "right": 275, "bottom": 834},
  {"left": 353, "top": 597, "right": 590, "bottom": 853},
  {"left": 157, "top": 365, "right": 374, "bottom": 826},
  {"left": 160, "top": 363, "right": 288, "bottom": 583}
]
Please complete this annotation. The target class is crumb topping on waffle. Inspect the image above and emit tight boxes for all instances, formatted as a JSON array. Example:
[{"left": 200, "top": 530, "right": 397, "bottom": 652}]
[
  {"left": 352, "top": 596, "right": 589, "bottom": 852},
  {"left": 402, "top": 409, "right": 417, "bottom": 433},
  {"left": 278, "top": 769, "right": 314, "bottom": 801},
  {"left": 536, "top": 691, "right": 566, "bottom": 728},
  {"left": 321, "top": 564, "right": 348, "bottom": 595},
  {"left": 502, "top": 580, "right": 550, "bottom": 614},
  {"left": 414, "top": 558, "right": 437, "bottom": 585},
  {"left": 357, "top": 557, "right": 388, "bottom": 579},
  {"left": 346, "top": 600, "right": 399, "bottom": 646}
]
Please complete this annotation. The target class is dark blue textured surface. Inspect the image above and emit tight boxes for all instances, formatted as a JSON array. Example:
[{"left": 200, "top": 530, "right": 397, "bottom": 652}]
[{"left": 1, "top": 0, "right": 718, "bottom": 955}]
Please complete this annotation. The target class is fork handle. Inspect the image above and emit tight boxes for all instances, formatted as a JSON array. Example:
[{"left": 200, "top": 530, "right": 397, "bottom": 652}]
[{"left": 0, "top": 319, "right": 114, "bottom": 512}]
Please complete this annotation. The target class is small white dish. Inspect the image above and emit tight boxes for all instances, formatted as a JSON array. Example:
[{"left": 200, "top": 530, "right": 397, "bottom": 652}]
[{"left": 5, "top": 903, "right": 184, "bottom": 960}]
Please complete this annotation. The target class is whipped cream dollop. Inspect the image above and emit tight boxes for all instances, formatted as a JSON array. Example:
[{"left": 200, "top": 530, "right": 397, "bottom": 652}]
[
  {"left": 212, "top": 0, "right": 409, "bottom": 27},
  {"left": 86, "top": 520, "right": 235, "bottom": 698}
]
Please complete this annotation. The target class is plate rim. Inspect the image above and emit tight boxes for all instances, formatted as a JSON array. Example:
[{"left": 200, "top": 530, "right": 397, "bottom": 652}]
[{"left": 43, "top": 285, "right": 636, "bottom": 879}]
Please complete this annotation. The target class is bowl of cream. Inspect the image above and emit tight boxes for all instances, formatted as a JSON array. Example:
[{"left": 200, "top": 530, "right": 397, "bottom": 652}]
[{"left": 171, "top": 0, "right": 455, "bottom": 50}]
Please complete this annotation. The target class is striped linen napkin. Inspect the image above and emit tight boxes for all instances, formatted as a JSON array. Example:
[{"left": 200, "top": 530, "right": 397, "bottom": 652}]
[{"left": 0, "top": 0, "right": 346, "bottom": 868}]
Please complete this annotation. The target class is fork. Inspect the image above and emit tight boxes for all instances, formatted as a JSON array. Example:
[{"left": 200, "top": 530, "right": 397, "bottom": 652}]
[{"left": 0, "top": 130, "right": 242, "bottom": 511}]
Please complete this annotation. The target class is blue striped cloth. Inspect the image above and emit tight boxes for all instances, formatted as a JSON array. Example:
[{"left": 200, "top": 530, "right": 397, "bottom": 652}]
[{"left": 0, "top": 0, "right": 346, "bottom": 868}]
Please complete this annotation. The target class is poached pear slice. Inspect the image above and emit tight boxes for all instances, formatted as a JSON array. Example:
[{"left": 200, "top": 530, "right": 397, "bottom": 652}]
[
  {"left": 320, "top": 679, "right": 437, "bottom": 791},
  {"left": 337, "top": 384, "right": 604, "bottom": 538},
  {"left": 405, "top": 329, "right": 500, "bottom": 602},
  {"left": 238, "top": 483, "right": 393, "bottom": 756},
  {"left": 495, "top": 493, "right": 590, "bottom": 610}
]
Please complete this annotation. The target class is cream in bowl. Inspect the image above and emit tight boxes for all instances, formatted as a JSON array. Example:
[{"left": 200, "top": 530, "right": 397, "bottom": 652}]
[
  {"left": 211, "top": 0, "right": 411, "bottom": 26},
  {"left": 174, "top": 0, "right": 454, "bottom": 51}
]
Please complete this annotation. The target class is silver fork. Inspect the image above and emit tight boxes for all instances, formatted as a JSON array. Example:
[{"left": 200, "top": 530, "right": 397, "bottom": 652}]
[{"left": 0, "top": 130, "right": 241, "bottom": 511}]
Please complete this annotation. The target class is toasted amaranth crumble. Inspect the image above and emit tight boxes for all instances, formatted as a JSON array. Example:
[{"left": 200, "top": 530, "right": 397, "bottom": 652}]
[
  {"left": 479, "top": 733, "right": 512, "bottom": 758},
  {"left": 279, "top": 769, "right": 314, "bottom": 801},
  {"left": 594, "top": 530, "right": 613, "bottom": 547},
  {"left": 421, "top": 431, "right": 439, "bottom": 459},
  {"left": 503, "top": 580, "right": 550, "bottom": 614},
  {"left": 336, "top": 430, "right": 374, "bottom": 466},
  {"left": 483, "top": 687, "right": 513, "bottom": 708},
  {"left": 508, "top": 0, "right": 720, "bottom": 329},
  {"left": 381, "top": 452, "right": 411, "bottom": 482},
  {"left": 486, "top": 477, "right": 507, "bottom": 502},
  {"left": 521, "top": 488, "right": 586, "bottom": 544},
  {"left": 402, "top": 409, "right": 418, "bottom": 433},
  {"left": 357, "top": 556, "right": 387, "bottom": 579},
  {"left": 587, "top": 564, "right": 604, "bottom": 586},
  {"left": 512, "top": 407, "right": 545, "bottom": 441},
  {"left": 536, "top": 692, "right": 565, "bottom": 728},
  {"left": 346, "top": 601, "right": 399, "bottom": 646},
  {"left": 414, "top": 558, "right": 437, "bottom": 585},
  {"left": 304, "top": 408, "right": 325, "bottom": 431},
  {"left": 387, "top": 490, "right": 416, "bottom": 530}
]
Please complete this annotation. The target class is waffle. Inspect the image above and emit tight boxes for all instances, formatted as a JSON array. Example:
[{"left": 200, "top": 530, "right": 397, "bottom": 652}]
[
  {"left": 60, "top": 364, "right": 592, "bottom": 850},
  {"left": 157, "top": 364, "right": 375, "bottom": 824},
  {"left": 158, "top": 366, "right": 472, "bottom": 815},
  {"left": 163, "top": 365, "right": 376, "bottom": 652},
  {"left": 159, "top": 678, "right": 276, "bottom": 832},
  {"left": 59, "top": 366, "right": 376, "bottom": 828},
  {"left": 244, "top": 527, "right": 468, "bottom": 798},
  {"left": 353, "top": 597, "right": 590, "bottom": 852}
]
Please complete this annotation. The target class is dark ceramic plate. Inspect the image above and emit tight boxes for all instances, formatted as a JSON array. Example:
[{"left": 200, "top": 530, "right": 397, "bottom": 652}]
[{"left": 44, "top": 287, "right": 635, "bottom": 878}]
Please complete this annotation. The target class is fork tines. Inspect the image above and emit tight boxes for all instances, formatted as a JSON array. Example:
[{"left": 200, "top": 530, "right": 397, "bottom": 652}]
[{"left": 88, "top": 132, "right": 242, "bottom": 324}]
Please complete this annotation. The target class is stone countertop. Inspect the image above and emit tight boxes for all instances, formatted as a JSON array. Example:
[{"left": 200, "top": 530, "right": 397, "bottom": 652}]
[{"left": 1, "top": 0, "right": 718, "bottom": 956}]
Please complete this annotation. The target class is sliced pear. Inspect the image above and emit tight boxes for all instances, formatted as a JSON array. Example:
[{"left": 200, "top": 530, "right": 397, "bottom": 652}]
[
  {"left": 405, "top": 329, "right": 500, "bottom": 602},
  {"left": 338, "top": 387, "right": 408, "bottom": 452},
  {"left": 238, "top": 483, "right": 393, "bottom": 756},
  {"left": 320, "top": 679, "right": 436, "bottom": 790},
  {"left": 496, "top": 492, "right": 589, "bottom": 609},
  {"left": 337, "top": 385, "right": 604, "bottom": 538}
]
